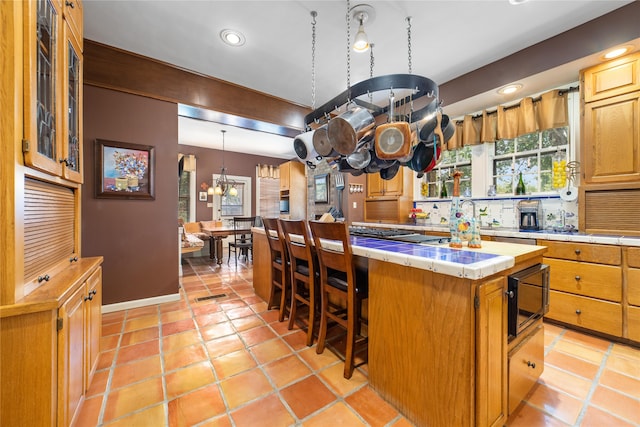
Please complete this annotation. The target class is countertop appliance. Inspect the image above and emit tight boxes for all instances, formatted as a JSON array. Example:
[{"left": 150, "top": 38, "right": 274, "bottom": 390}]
[
  {"left": 517, "top": 200, "right": 542, "bottom": 231},
  {"left": 348, "top": 226, "right": 450, "bottom": 245},
  {"left": 507, "top": 263, "right": 550, "bottom": 341}
]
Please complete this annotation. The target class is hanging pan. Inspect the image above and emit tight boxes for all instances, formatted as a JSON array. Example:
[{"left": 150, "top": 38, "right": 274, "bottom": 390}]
[
  {"left": 327, "top": 106, "right": 375, "bottom": 156},
  {"left": 345, "top": 140, "right": 372, "bottom": 170},
  {"left": 379, "top": 160, "right": 401, "bottom": 180},
  {"left": 375, "top": 91, "right": 411, "bottom": 160},
  {"left": 312, "top": 124, "right": 340, "bottom": 158},
  {"left": 293, "top": 129, "right": 323, "bottom": 168}
]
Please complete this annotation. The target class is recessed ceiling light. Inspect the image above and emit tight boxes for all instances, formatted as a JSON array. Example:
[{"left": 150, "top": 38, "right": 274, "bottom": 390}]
[
  {"left": 509, "top": 0, "right": 531, "bottom": 4},
  {"left": 498, "top": 84, "right": 523, "bottom": 95},
  {"left": 220, "top": 29, "right": 245, "bottom": 47},
  {"left": 603, "top": 46, "right": 631, "bottom": 60}
]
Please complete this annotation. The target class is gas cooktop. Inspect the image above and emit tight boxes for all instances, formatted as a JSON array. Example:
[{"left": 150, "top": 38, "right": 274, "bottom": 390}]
[{"left": 349, "top": 226, "right": 449, "bottom": 245}]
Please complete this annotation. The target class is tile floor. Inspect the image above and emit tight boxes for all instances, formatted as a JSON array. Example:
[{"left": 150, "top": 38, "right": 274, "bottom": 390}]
[{"left": 76, "top": 255, "right": 640, "bottom": 426}]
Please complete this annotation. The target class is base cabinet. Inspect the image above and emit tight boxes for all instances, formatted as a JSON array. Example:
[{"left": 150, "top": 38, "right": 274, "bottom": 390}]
[{"left": 508, "top": 326, "right": 544, "bottom": 414}]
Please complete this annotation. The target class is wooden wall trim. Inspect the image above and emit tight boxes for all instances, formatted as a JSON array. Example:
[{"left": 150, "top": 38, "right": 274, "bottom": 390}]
[{"left": 83, "top": 39, "right": 310, "bottom": 132}]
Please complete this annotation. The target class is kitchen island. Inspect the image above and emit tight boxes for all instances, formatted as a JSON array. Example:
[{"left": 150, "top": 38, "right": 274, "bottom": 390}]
[{"left": 252, "top": 227, "right": 546, "bottom": 426}]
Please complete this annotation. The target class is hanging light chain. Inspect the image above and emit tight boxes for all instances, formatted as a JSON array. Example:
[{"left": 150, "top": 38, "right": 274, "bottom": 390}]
[
  {"left": 369, "top": 43, "right": 375, "bottom": 102},
  {"left": 346, "top": 0, "right": 351, "bottom": 91},
  {"left": 311, "top": 11, "right": 317, "bottom": 111},
  {"left": 406, "top": 16, "right": 412, "bottom": 74}
]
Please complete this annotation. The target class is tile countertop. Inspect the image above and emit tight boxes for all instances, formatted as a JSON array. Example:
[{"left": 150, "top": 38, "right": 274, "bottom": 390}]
[
  {"left": 253, "top": 226, "right": 545, "bottom": 280},
  {"left": 351, "top": 222, "right": 640, "bottom": 247}
]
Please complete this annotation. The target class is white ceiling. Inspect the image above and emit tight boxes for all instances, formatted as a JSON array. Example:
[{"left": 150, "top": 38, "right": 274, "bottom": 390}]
[{"left": 83, "top": 0, "right": 637, "bottom": 159}]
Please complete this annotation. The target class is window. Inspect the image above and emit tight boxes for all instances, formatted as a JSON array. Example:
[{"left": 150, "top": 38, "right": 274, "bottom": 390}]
[
  {"left": 212, "top": 174, "right": 251, "bottom": 220},
  {"left": 178, "top": 169, "right": 191, "bottom": 223},
  {"left": 221, "top": 183, "right": 245, "bottom": 216},
  {"left": 493, "top": 127, "right": 568, "bottom": 194},
  {"left": 423, "top": 145, "right": 472, "bottom": 198}
]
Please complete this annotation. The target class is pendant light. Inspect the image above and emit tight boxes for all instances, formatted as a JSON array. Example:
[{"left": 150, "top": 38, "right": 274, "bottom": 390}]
[
  {"left": 349, "top": 3, "right": 375, "bottom": 53},
  {"left": 211, "top": 130, "right": 237, "bottom": 197}
]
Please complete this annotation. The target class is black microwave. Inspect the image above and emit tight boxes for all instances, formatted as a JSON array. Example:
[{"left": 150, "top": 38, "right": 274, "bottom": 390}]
[
  {"left": 507, "top": 263, "right": 550, "bottom": 341},
  {"left": 279, "top": 199, "right": 289, "bottom": 213}
]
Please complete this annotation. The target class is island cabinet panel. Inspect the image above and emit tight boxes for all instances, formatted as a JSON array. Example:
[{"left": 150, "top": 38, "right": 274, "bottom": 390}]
[
  {"left": 251, "top": 231, "right": 272, "bottom": 302},
  {"left": 368, "top": 259, "right": 507, "bottom": 427}
]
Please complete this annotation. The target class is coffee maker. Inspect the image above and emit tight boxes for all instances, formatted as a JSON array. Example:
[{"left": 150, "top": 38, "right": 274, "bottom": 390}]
[{"left": 517, "top": 200, "right": 542, "bottom": 231}]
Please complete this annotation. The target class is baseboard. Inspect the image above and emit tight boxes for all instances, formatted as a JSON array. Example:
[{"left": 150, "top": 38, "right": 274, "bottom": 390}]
[{"left": 101, "top": 293, "right": 181, "bottom": 314}]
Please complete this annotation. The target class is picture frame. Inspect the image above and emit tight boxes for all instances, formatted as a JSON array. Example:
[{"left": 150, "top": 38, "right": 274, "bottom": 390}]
[
  {"left": 199, "top": 191, "right": 208, "bottom": 202},
  {"left": 95, "top": 139, "right": 155, "bottom": 200},
  {"left": 314, "top": 173, "right": 329, "bottom": 204}
]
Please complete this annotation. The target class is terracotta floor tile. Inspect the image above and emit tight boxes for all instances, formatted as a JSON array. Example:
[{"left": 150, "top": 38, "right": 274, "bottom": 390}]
[
  {"left": 168, "top": 384, "right": 227, "bottom": 427},
  {"left": 506, "top": 402, "right": 571, "bottom": 427},
  {"left": 164, "top": 343, "right": 208, "bottom": 372},
  {"left": 230, "top": 393, "right": 295, "bottom": 427},
  {"left": 610, "top": 343, "right": 640, "bottom": 362},
  {"left": 249, "top": 337, "right": 292, "bottom": 364},
  {"left": 318, "top": 362, "right": 368, "bottom": 396},
  {"left": 580, "top": 404, "right": 637, "bottom": 427},
  {"left": 100, "top": 335, "right": 120, "bottom": 352},
  {"left": 74, "top": 395, "right": 102, "bottom": 426},
  {"left": 102, "top": 377, "right": 164, "bottom": 422},
  {"left": 191, "top": 301, "right": 222, "bottom": 317},
  {"left": 552, "top": 340, "right": 605, "bottom": 365},
  {"left": 159, "top": 300, "right": 189, "bottom": 313},
  {"left": 116, "top": 339, "right": 159, "bottom": 365},
  {"left": 110, "top": 355, "right": 162, "bottom": 390},
  {"left": 162, "top": 318, "right": 196, "bottom": 336},
  {"left": 345, "top": 386, "right": 400, "bottom": 427},
  {"left": 226, "top": 306, "right": 255, "bottom": 320},
  {"left": 219, "top": 299, "right": 248, "bottom": 311},
  {"left": 525, "top": 382, "right": 584, "bottom": 425},
  {"left": 162, "top": 329, "right": 201, "bottom": 352},
  {"left": 606, "top": 353, "right": 640, "bottom": 378},
  {"left": 102, "top": 321, "right": 123, "bottom": 337},
  {"left": 249, "top": 301, "right": 268, "bottom": 313},
  {"left": 86, "top": 369, "right": 109, "bottom": 397},
  {"left": 280, "top": 375, "right": 336, "bottom": 419},
  {"left": 283, "top": 329, "right": 312, "bottom": 351},
  {"left": 298, "top": 346, "right": 341, "bottom": 372},
  {"left": 119, "top": 326, "right": 159, "bottom": 347},
  {"left": 230, "top": 314, "right": 265, "bottom": 332},
  {"left": 263, "top": 354, "right": 313, "bottom": 388},
  {"left": 599, "top": 369, "right": 640, "bottom": 398},
  {"left": 212, "top": 348, "right": 257, "bottom": 379},
  {"left": 219, "top": 368, "right": 274, "bottom": 409},
  {"left": 544, "top": 350, "right": 600, "bottom": 380},
  {"left": 165, "top": 361, "right": 216, "bottom": 400},
  {"left": 590, "top": 385, "right": 640, "bottom": 424},
  {"left": 123, "top": 313, "right": 159, "bottom": 332},
  {"left": 201, "top": 321, "right": 236, "bottom": 341},
  {"left": 238, "top": 325, "right": 277, "bottom": 348},
  {"left": 196, "top": 311, "right": 228, "bottom": 328},
  {"left": 126, "top": 305, "right": 160, "bottom": 319},
  {"left": 198, "top": 414, "right": 234, "bottom": 427},
  {"left": 302, "top": 401, "right": 367, "bottom": 426},
  {"left": 562, "top": 330, "right": 612, "bottom": 352},
  {"left": 389, "top": 417, "right": 417, "bottom": 427},
  {"left": 538, "top": 365, "right": 593, "bottom": 400},
  {"left": 270, "top": 319, "right": 299, "bottom": 336},
  {"left": 102, "top": 311, "right": 126, "bottom": 325},
  {"left": 161, "top": 308, "right": 193, "bottom": 324},
  {"left": 96, "top": 349, "right": 116, "bottom": 371},
  {"left": 103, "top": 403, "right": 165, "bottom": 427},
  {"left": 205, "top": 334, "right": 245, "bottom": 358},
  {"left": 259, "top": 310, "right": 281, "bottom": 324}
]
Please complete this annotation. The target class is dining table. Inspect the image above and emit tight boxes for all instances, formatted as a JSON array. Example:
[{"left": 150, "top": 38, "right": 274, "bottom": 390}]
[{"left": 201, "top": 224, "right": 252, "bottom": 265}]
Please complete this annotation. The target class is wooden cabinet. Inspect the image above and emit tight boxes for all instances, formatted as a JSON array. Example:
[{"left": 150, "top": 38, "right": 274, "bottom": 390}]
[
  {"left": 22, "top": 0, "right": 84, "bottom": 183},
  {"left": 279, "top": 161, "right": 306, "bottom": 220},
  {"left": 508, "top": 326, "right": 544, "bottom": 414},
  {"left": 364, "top": 168, "right": 413, "bottom": 224},
  {"left": 625, "top": 247, "right": 640, "bottom": 341},
  {"left": 580, "top": 52, "right": 640, "bottom": 235},
  {"left": 539, "top": 240, "right": 626, "bottom": 339}
]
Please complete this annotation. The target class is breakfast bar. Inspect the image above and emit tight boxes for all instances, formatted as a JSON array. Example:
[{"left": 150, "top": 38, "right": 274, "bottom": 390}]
[{"left": 253, "top": 227, "right": 547, "bottom": 426}]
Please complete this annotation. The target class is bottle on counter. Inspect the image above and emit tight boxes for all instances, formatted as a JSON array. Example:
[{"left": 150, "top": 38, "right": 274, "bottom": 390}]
[
  {"left": 515, "top": 172, "right": 526, "bottom": 195},
  {"left": 440, "top": 178, "right": 448, "bottom": 198}
]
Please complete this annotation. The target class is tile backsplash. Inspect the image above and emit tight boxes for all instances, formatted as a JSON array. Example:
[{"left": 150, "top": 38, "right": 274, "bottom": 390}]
[{"left": 414, "top": 196, "right": 579, "bottom": 230}]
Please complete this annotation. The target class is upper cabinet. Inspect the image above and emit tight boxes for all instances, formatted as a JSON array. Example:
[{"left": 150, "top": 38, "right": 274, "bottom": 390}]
[
  {"left": 364, "top": 168, "right": 413, "bottom": 224},
  {"left": 279, "top": 161, "right": 306, "bottom": 220},
  {"left": 23, "top": 0, "right": 83, "bottom": 183}
]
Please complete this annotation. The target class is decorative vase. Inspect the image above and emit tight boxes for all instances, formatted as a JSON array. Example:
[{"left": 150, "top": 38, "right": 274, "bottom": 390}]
[
  {"left": 115, "top": 177, "right": 128, "bottom": 190},
  {"left": 127, "top": 176, "right": 139, "bottom": 189},
  {"left": 515, "top": 172, "right": 526, "bottom": 195}
]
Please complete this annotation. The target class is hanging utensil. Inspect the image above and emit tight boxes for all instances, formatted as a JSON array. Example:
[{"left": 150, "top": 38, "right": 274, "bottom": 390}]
[{"left": 335, "top": 173, "right": 345, "bottom": 217}]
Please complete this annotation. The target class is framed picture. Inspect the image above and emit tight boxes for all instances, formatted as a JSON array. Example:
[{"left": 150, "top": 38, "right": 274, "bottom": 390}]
[
  {"left": 95, "top": 139, "right": 155, "bottom": 200},
  {"left": 199, "top": 191, "right": 208, "bottom": 202},
  {"left": 314, "top": 173, "right": 329, "bottom": 204}
]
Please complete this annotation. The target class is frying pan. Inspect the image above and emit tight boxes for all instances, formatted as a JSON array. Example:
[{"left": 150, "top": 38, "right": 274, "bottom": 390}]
[
  {"left": 337, "top": 157, "right": 364, "bottom": 176},
  {"left": 345, "top": 142, "right": 372, "bottom": 170},
  {"left": 365, "top": 149, "right": 395, "bottom": 174},
  {"left": 312, "top": 124, "right": 340, "bottom": 157},
  {"left": 374, "top": 92, "right": 411, "bottom": 160},
  {"left": 379, "top": 161, "right": 400, "bottom": 180}
]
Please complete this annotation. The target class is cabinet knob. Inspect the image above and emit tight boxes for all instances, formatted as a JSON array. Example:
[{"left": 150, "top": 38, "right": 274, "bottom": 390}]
[
  {"left": 90, "top": 290, "right": 97, "bottom": 296},
  {"left": 69, "top": 256, "right": 78, "bottom": 263},
  {"left": 527, "top": 361, "right": 536, "bottom": 369},
  {"left": 575, "top": 275, "right": 581, "bottom": 281},
  {"left": 65, "top": 1, "right": 75, "bottom": 8},
  {"left": 59, "top": 158, "right": 76, "bottom": 168},
  {"left": 505, "top": 290, "right": 514, "bottom": 299},
  {"left": 84, "top": 295, "right": 91, "bottom": 302},
  {"left": 576, "top": 309, "right": 582, "bottom": 315},
  {"left": 575, "top": 249, "right": 581, "bottom": 255},
  {"left": 38, "top": 274, "right": 50, "bottom": 283}
]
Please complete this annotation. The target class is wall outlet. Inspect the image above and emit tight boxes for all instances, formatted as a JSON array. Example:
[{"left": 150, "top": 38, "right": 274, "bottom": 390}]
[{"left": 353, "top": 202, "right": 357, "bottom": 209}]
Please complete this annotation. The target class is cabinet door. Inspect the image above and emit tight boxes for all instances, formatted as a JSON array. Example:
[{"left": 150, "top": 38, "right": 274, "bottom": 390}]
[
  {"left": 582, "top": 92, "right": 640, "bottom": 184},
  {"left": 85, "top": 267, "right": 102, "bottom": 391},
  {"left": 279, "top": 162, "right": 290, "bottom": 190},
  {"left": 382, "top": 168, "right": 404, "bottom": 196},
  {"left": 366, "top": 173, "right": 384, "bottom": 197},
  {"left": 508, "top": 326, "right": 544, "bottom": 414},
  {"left": 57, "top": 284, "right": 86, "bottom": 427},
  {"left": 61, "top": 23, "right": 83, "bottom": 183},
  {"left": 62, "top": 0, "right": 83, "bottom": 49},
  {"left": 23, "top": 0, "right": 64, "bottom": 176},
  {"left": 582, "top": 52, "right": 640, "bottom": 103},
  {"left": 476, "top": 276, "right": 507, "bottom": 427}
]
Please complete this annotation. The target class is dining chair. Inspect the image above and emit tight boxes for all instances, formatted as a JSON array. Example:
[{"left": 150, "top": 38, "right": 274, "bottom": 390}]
[
  {"left": 280, "top": 219, "right": 318, "bottom": 346},
  {"left": 308, "top": 220, "right": 368, "bottom": 379},
  {"left": 228, "top": 216, "right": 256, "bottom": 266},
  {"left": 262, "top": 218, "right": 290, "bottom": 322}
]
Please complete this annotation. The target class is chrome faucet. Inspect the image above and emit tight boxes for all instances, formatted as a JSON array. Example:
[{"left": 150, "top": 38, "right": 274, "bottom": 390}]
[{"left": 460, "top": 199, "right": 476, "bottom": 219}]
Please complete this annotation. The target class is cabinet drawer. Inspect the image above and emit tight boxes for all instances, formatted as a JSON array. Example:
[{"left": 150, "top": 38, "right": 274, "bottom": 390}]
[
  {"left": 582, "top": 52, "right": 640, "bottom": 102},
  {"left": 508, "top": 326, "right": 543, "bottom": 415},
  {"left": 537, "top": 240, "right": 621, "bottom": 265},
  {"left": 544, "top": 258, "right": 621, "bottom": 302},
  {"left": 546, "top": 290, "right": 622, "bottom": 336},
  {"left": 628, "top": 247, "right": 640, "bottom": 268},
  {"left": 628, "top": 268, "right": 640, "bottom": 307},
  {"left": 628, "top": 305, "right": 640, "bottom": 342}
]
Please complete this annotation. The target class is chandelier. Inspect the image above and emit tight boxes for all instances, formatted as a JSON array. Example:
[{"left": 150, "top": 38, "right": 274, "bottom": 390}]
[{"left": 208, "top": 130, "right": 238, "bottom": 197}]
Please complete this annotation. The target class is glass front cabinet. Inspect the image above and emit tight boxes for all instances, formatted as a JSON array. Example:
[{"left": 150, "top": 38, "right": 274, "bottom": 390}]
[{"left": 23, "top": 0, "right": 83, "bottom": 183}]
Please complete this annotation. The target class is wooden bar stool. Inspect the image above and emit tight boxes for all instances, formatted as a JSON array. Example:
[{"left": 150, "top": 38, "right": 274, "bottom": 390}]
[
  {"left": 280, "top": 219, "right": 318, "bottom": 346},
  {"left": 262, "top": 218, "right": 289, "bottom": 322},
  {"left": 308, "top": 220, "right": 368, "bottom": 379}
]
